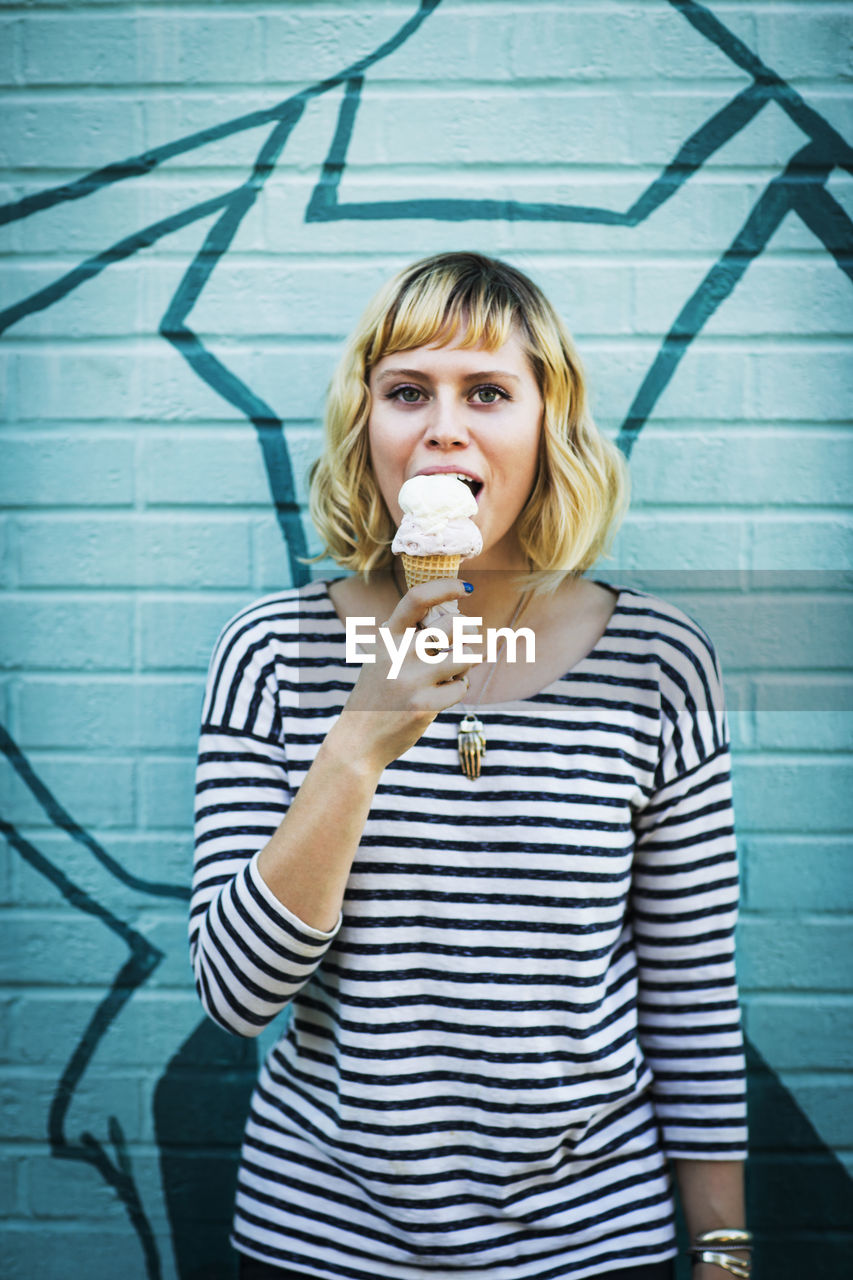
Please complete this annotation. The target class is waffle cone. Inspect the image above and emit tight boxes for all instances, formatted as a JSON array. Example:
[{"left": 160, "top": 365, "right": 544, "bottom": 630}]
[{"left": 400, "top": 553, "right": 463, "bottom": 589}]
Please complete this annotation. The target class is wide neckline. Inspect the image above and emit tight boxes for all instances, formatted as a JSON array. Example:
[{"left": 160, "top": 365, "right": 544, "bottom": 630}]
[{"left": 318, "top": 578, "right": 625, "bottom": 711}]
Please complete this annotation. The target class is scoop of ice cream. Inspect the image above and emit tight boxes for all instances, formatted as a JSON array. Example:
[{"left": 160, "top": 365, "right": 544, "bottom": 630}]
[
  {"left": 392, "top": 517, "right": 482, "bottom": 557},
  {"left": 391, "top": 474, "right": 483, "bottom": 557},
  {"left": 396, "top": 474, "right": 478, "bottom": 531}
]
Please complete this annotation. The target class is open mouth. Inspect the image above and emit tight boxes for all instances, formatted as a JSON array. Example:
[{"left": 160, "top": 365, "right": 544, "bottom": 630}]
[{"left": 453, "top": 473, "right": 483, "bottom": 500}]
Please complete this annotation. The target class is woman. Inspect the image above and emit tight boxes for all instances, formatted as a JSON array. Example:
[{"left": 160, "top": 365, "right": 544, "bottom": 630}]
[{"left": 191, "top": 253, "right": 750, "bottom": 1280}]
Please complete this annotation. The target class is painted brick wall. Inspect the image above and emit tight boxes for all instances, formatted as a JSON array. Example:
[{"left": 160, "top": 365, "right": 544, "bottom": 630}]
[{"left": 1, "top": 2, "right": 851, "bottom": 1277}]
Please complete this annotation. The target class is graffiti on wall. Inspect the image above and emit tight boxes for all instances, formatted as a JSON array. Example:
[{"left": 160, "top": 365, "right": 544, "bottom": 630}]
[{"left": 1, "top": 1, "right": 851, "bottom": 1275}]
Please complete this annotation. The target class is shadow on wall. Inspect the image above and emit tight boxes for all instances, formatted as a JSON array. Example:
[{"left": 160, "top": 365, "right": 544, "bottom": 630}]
[
  {"left": 672, "top": 1041, "right": 853, "bottom": 1279},
  {"left": 154, "top": 1021, "right": 259, "bottom": 1280},
  {"left": 742, "top": 1043, "right": 853, "bottom": 1279}
]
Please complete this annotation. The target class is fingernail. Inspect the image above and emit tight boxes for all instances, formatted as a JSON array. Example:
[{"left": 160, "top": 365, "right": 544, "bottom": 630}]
[{"left": 462, "top": 581, "right": 474, "bottom": 593}]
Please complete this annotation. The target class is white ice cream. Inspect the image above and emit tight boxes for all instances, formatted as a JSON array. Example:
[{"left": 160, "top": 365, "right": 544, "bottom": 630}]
[{"left": 391, "top": 474, "right": 483, "bottom": 557}]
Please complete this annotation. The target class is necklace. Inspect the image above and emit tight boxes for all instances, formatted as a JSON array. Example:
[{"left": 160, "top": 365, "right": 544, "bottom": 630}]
[
  {"left": 390, "top": 565, "right": 531, "bottom": 780},
  {"left": 456, "top": 590, "right": 530, "bottom": 780}
]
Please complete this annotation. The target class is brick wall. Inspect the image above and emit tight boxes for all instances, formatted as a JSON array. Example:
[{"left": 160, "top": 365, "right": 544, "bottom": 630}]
[{"left": 1, "top": 2, "right": 851, "bottom": 1277}]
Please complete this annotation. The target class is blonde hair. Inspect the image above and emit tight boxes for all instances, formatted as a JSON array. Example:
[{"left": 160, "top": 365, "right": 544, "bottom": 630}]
[{"left": 309, "top": 252, "right": 629, "bottom": 585}]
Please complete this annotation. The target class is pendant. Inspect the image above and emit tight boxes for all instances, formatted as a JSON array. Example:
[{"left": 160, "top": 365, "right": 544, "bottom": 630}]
[{"left": 457, "top": 714, "right": 486, "bottom": 781}]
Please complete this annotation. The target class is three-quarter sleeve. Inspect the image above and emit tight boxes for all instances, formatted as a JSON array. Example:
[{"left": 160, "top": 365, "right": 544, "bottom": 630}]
[
  {"left": 190, "top": 608, "right": 340, "bottom": 1038},
  {"left": 632, "top": 626, "right": 748, "bottom": 1159}
]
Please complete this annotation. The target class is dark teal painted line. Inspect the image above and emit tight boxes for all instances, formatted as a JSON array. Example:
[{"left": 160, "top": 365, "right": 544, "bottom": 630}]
[
  {"left": 618, "top": 142, "right": 829, "bottom": 456},
  {"left": 0, "top": 191, "right": 235, "bottom": 337},
  {"left": 160, "top": 109, "right": 311, "bottom": 584},
  {"left": 670, "top": 0, "right": 784, "bottom": 83},
  {"left": 49, "top": 969, "right": 164, "bottom": 1280},
  {"left": 625, "top": 83, "right": 767, "bottom": 224},
  {"left": 669, "top": 0, "right": 853, "bottom": 168},
  {"left": 0, "top": 813, "right": 168, "bottom": 950},
  {"left": 0, "top": 102, "right": 294, "bottom": 230},
  {"left": 305, "top": 75, "right": 363, "bottom": 221},
  {"left": 1, "top": 816, "right": 164, "bottom": 1277},
  {"left": 310, "top": 193, "right": 633, "bottom": 226},
  {"left": 793, "top": 183, "right": 853, "bottom": 285},
  {"left": 161, "top": 320, "right": 310, "bottom": 585},
  {"left": 0, "top": 0, "right": 445, "bottom": 231},
  {"left": 0, "top": 724, "right": 189, "bottom": 901},
  {"left": 307, "top": 79, "right": 768, "bottom": 228}
]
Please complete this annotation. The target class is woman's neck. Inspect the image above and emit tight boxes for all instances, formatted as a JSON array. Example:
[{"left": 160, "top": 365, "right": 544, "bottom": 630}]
[{"left": 455, "top": 567, "right": 531, "bottom": 634}]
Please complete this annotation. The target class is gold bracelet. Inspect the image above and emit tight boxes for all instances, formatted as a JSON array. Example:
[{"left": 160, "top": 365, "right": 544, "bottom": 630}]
[
  {"left": 691, "top": 1249, "right": 751, "bottom": 1278},
  {"left": 693, "top": 1228, "right": 753, "bottom": 1251}
]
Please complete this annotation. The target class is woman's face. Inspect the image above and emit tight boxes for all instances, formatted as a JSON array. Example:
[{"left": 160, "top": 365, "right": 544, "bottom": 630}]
[{"left": 367, "top": 328, "right": 544, "bottom": 569}]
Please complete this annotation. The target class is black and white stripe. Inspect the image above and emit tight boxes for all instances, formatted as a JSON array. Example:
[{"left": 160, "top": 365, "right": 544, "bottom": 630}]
[{"left": 191, "top": 580, "right": 746, "bottom": 1280}]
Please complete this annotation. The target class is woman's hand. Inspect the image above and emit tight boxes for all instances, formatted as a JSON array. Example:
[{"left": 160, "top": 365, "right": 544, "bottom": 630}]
[{"left": 333, "top": 577, "right": 474, "bottom": 772}]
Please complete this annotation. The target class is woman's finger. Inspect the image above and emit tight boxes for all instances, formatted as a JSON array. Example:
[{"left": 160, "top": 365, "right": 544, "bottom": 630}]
[
  {"left": 429, "top": 653, "right": 473, "bottom": 684},
  {"left": 387, "top": 578, "right": 470, "bottom": 632},
  {"left": 422, "top": 669, "right": 472, "bottom": 713}
]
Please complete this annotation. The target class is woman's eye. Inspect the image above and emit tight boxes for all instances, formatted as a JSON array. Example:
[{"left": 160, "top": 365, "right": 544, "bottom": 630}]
[
  {"left": 391, "top": 386, "right": 424, "bottom": 403},
  {"left": 472, "top": 385, "right": 506, "bottom": 404}
]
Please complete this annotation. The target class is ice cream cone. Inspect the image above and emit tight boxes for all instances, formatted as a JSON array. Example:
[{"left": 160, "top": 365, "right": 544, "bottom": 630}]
[{"left": 400, "top": 553, "right": 463, "bottom": 590}]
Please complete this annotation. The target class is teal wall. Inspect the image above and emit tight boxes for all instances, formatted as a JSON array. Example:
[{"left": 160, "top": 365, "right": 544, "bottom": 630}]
[{"left": 1, "top": 2, "right": 852, "bottom": 1276}]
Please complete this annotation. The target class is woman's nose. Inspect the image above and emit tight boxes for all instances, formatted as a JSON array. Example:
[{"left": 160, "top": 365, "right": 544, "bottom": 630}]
[{"left": 425, "top": 395, "right": 469, "bottom": 448}]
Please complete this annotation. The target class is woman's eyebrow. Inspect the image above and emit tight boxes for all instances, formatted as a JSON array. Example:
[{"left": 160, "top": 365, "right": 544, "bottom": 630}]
[
  {"left": 374, "top": 367, "right": 521, "bottom": 383},
  {"left": 373, "top": 367, "right": 432, "bottom": 381},
  {"left": 462, "top": 369, "right": 521, "bottom": 384}
]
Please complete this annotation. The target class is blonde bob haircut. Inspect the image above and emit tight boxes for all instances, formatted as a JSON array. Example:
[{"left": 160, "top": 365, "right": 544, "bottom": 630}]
[{"left": 309, "top": 252, "right": 629, "bottom": 588}]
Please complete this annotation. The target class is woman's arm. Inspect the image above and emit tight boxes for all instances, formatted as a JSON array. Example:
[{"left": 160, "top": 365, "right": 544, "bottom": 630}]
[
  {"left": 256, "top": 577, "right": 473, "bottom": 930},
  {"left": 191, "top": 578, "right": 473, "bottom": 1034},
  {"left": 630, "top": 620, "right": 749, "bottom": 1270},
  {"left": 674, "top": 1159, "right": 749, "bottom": 1278}
]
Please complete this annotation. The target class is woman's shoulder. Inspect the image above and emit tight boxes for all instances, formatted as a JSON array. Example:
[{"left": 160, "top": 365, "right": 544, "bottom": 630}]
[
  {"left": 606, "top": 582, "right": 719, "bottom": 663},
  {"left": 201, "top": 581, "right": 345, "bottom": 729},
  {"left": 209, "top": 579, "right": 339, "bottom": 663},
  {"left": 605, "top": 582, "right": 727, "bottom": 726}
]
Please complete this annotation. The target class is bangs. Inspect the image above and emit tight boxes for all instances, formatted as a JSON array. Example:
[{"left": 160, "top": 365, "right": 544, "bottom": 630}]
[{"left": 366, "top": 262, "right": 523, "bottom": 367}]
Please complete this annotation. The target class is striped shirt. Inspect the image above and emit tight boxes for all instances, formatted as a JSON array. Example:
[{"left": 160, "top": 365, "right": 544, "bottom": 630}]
[{"left": 191, "top": 580, "right": 747, "bottom": 1280}]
